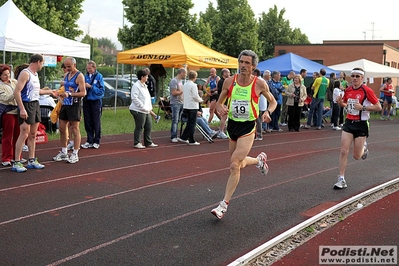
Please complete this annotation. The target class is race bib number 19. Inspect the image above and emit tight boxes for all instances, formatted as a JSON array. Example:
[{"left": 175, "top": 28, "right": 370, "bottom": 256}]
[{"left": 231, "top": 100, "right": 249, "bottom": 119}]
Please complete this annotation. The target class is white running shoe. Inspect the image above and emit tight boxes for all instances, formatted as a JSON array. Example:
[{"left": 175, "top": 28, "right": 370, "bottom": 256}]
[
  {"left": 217, "top": 132, "right": 228, "bottom": 139},
  {"left": 22, "top": 144, "right": 29, "bottom": 152},
  {"left": 361, "top": 141, "right": 368, "bottom": 160},
  {"left": 67, "top": 153, "right": 79, "bottom": 164},
  {"left": 81, "top": 142, "right": 93, "bottom": 149},
  {"left": 53, "top": 151, "right": 69, "bottom": 161},
  {"left": 134, "top": 143, "right": 146, "bottom": 149},
  {"left": 92, "top": 143, "right": 100, "bottom": 149},
  {"left": 171, "top": 138, "right": 178, "bottom": 143},
  {"left": 211, "top": 201, "right": 228, "bottom": 219},
  {"left": 67, "top": 142, "right": 74, "bottom": 151},
  {"left": 332, "top": 126, "right": 342, "bottom": 131},
  {"left": 177, "top": 137, "right": 189, "bottom": 144},
  {"left": 27, "top": 158, "right": 45, "bottom": 169},
  {"left": 334, "top": 177, "right": 347, "bottom": 189},
  {"left": 256, "top": 152, "right": 269, "bottom": 175}
]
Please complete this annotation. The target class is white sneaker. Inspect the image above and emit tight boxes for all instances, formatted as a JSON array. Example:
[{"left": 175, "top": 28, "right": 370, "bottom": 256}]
[
  {"left": 177, "top": 137, "right": 189, "bottom": 144},
  {"left": 171, "top": 138, "right": 178, "bottom": 143},
  {"left": 211, "top": 201, "right": 228, "bottom": 219},
  {"left": 81, "top": 142, "right": 93, "bottom": 149},
  {"left": 134, "top": 143, "right": 146, "bottom": 149},
  {"left": 92, "top": 143, "right": 100, "bottom": 149},
  {"left": 217, "top": 132, "right": 228, "bottom": 139},
  {"left": 361, "top": 141, "right": 368, "bottom": 160},
  {"left": 188, "top": 141, "right": 200, "bottom": 145},
  {"left": 147, "top": 143, "right": 158, "bottom": 147},
  {"left": 2, "top": 161, "right": 12, "bottom": 166},
  {"left": 332, "top": 126, "right": 342, "bottom": 131},
  {"left": 22, "top": 144, "right": 29, "bottom": 152},
  {"left": 67, "top": 142, "right": 74, "bottom": 151},
  {"left": 67, "top": 153, "right": 79, "bottom": 164},
  {"left": 334, "top": 177, "right": 347, "bottom": 189},
  {"left": 53, "top": 151, "right": 69, "bottom": 161},
  {"left": 256, "top": 152, "right": 269, "bottom": 175}
]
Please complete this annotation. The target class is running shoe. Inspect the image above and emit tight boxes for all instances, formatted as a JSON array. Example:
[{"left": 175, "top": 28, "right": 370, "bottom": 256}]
[
  {"left": 12, "top": 161, "right": 27, "bottom": 173},
  {"left": 210, "top": 130, "right": 219, "bottom": 139},
  {"left": 188, "top": 142, "right": 200, "bottom": 146},
  {"left": 155, "top": 115, "right": 161, "bottom": 123},
  {"left": 53, "top": 151, "right": 69, "bottom": 161},
  {"left": 67, "top": 142, "right": 74, "bottom": 151},
  {"left": 334, "top": 177, "right": 347, "bottom": 189},
  {"left": 22, "top": 144, "right": 29, "bottom": 152},
  {"left": 20, "top": 158, "right": 27, "bottom": 164},
  {"left": 361, "top": 141, "right": 369, "bottom": 160},
  {"left": 332, "top": 126, "right": 342, "bottom": 131},
  {"left": 171, "top": 138, "right": 178, "bottom": 143},
  {"left": 93, "top": 143, "right": 100, "bottom": 149},
  {"left": 177, "top": 137, "right": 189, "bottom": 144},
  {"left": 147, "top": 143, "right": 158, "bottom": 147},
  {"left": 134, "top": 143, "right": 146, "bottom": 149},
  {"left": 2, "top": 161, "right": 11, "bottom": 166},
  {"left": 67, "top": 153, "right": 79, "bottom": 164},
  {"left": 211, "top": 201, "right": 228, "bottom": 219},
  {"left": 217, "top": 132, "right": 228, "bottom": 139},
  {"left": 27, "top": 158, "right": 45, "bottom": 169},
  {"left": 256, "top": 152, "right": 269, "bottom": 175},
  {"left": 81, "top": 142, "right": 93, "bottom": 149}
]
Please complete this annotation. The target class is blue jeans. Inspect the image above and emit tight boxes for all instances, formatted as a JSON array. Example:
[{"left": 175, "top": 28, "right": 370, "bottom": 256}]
[
  {"left": 170, "top": 103, "right": 183, "bottom": 139},
  {"left": 196, "top": 116, "right": 213, "bottom": 135},
  {"left": 306, "top": 98, "right": 324, "bottom": 127}
]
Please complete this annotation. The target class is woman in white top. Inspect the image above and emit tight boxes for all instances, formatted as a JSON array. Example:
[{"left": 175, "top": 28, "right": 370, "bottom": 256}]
[
  {"left": 178, "top": 70, "right": 203, "bottom": 145},
  {"left": 129, "top": 69, "right": 158, "bottom": 149}
]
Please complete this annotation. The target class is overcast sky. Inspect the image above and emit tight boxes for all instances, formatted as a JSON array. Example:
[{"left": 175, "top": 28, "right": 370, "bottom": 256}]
[{"left": 78, "top": 0, "right": 399, "bottom": 51}]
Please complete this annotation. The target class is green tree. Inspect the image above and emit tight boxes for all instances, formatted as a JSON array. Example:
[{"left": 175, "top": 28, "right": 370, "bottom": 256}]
[
  {"left": 97, "top": 37, "right": 117, "bottom": 50},
  {"left": 258, "top": 6, "right": 310, "bottom": 60},
  {"left": 206, "top": 0, "right": 259, "bottom": 58},
  {"left": 118, "top": 0, "right": 195, "bottom": 49}
]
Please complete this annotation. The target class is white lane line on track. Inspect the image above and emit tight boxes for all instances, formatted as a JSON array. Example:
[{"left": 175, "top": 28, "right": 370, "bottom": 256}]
[{"left": 45, "top": 159, "right": 399, "bottom": 266}]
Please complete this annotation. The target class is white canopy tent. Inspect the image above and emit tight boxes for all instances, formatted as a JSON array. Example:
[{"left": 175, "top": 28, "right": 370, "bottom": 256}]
[
  {"left": 0, "top": 0, "right": 90, "bottom": 62},
  {"left": 329, "top": 59, "right": 399, "bottom": 79}
]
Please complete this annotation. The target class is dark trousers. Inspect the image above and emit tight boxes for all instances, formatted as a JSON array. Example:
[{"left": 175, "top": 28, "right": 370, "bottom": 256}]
[
  {"left": 181, "top": 109, "right": 197, "bottom": 143},
  {"left": 331, "top": 102, "right": 340, "bottom": 127},
  {"left": 83, "top": 99, "right": 102, "bottom": 144},
  {"left": 130, "top": 110, "right": 153, "bottom": 146},
  {"left": 288, "top": 102, "right": 302, "bottom": 131},
  {"left": 270, "top": 104, "right": 281, "bottom": 130}
]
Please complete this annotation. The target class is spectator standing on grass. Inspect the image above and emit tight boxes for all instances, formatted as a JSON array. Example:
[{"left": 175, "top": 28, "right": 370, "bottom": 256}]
[
  {"left": 178, "top": 70, "right": 203, "bottom": 145},
  {"left": 144, "top": 67, "right": 157, "bottom": 103},
  {"left": 304, "top": 68, "right": 329, "bottom": 130},
  {"left": 12, "top": 54, "right": 56, "bottom": 172},
  {"left": 214, "top": 68, "right": 229, "bottom": 139},
  {"left": 333, "top": 67, "right": 381, "bottom": 189},
  {"left": 169, "top": 68, "right": 187, "bottom": 143},
  {"left": 331, "top": 80, "right": 343, "bottom": 130},
  {"left": 252, "top": 68, "right": 267, "bottom": 140},
  {"left": 268, "top": 70, "right": 284, "bottom": 132},
  {"left": 280, "top": 71, "right": 295, "bottom": 126},
  {"left": 53, "top": 57, "right": 86, "bottom": 164},
  {"left": 129, "top": 70, "right": 158, "bottom": 149},
  {"left": 81, "top": 60, "right": 104, "bottom": 149},
  {"left": 286, "top": 74, "right": 307, "bottom": 132},
  {"left": 0, "top": 64, "right": 20, "bottom": 166}
]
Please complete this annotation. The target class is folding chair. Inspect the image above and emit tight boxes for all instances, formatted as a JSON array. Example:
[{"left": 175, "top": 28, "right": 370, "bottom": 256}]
[
  {"left": 157, "top": 97, "right": 171, "bottom": 119},
  {"left": 40, "top": 105, "right": 55, "bottom": 133}
]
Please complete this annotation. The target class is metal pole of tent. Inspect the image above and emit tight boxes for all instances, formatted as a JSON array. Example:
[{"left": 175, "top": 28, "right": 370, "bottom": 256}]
[{"left": 114, "top": 63, "right": 119, "bottom": 113}]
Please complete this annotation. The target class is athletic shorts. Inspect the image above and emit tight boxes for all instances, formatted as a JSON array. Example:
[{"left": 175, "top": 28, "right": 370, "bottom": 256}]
[
  {"left": 18, "top": 101, "right": 41, "bottom": 125},
  {"left": 227, "top": 119, "right": 256, "bottom": 141},
  {"left": 384, "top": 95, "right": 393, "bottom": 104},
  {"left": 59, "top": 104, "right": 82, "bottom": 121},
  {"left": 209, "top": 94, "right": 219, "bottom": 102},
  {"left": 342, "top": 119, "right": 369, "bottom": 138}
]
